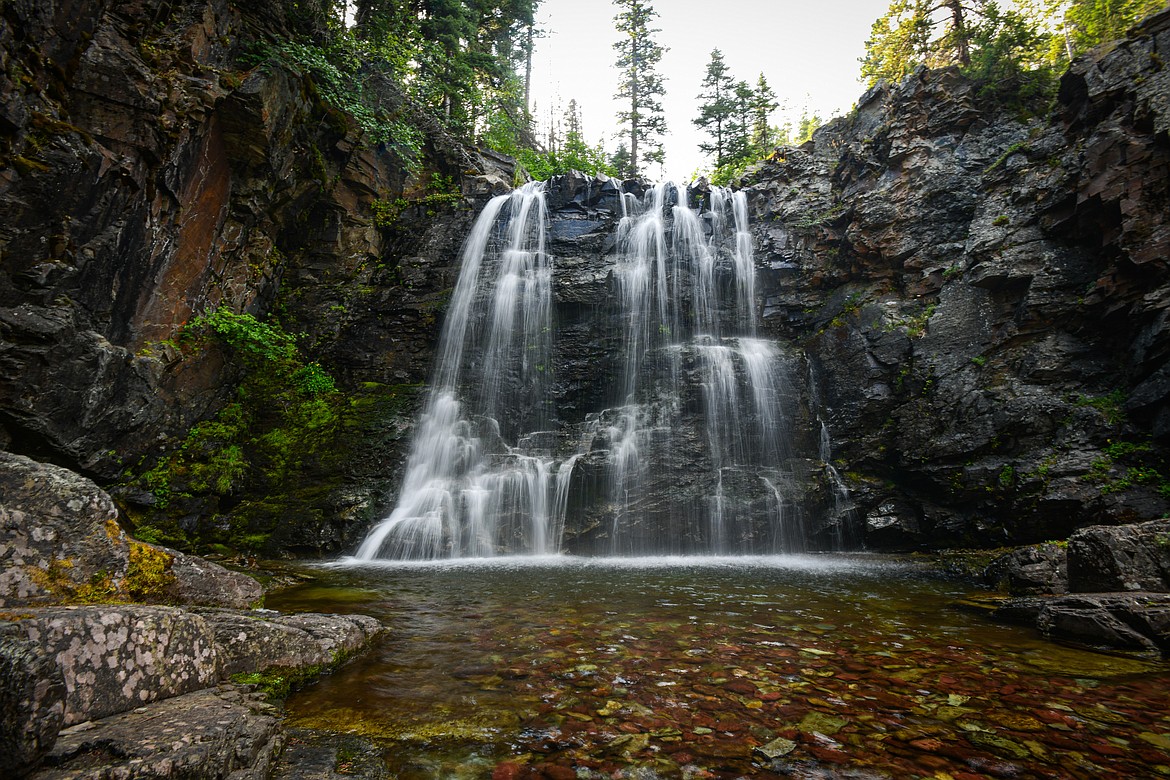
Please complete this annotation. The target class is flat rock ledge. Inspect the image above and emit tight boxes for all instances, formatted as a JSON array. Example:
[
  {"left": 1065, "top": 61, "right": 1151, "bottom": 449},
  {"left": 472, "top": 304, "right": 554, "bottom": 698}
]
[
  {"left": 1, "top": 605, "right": 383, "bottom": 778},
  {"left": 29, "top": 684, "right": 281, "bottom": 780},
  {"left": 964, "top": 592, "right": 1170, "bottom": 660}
]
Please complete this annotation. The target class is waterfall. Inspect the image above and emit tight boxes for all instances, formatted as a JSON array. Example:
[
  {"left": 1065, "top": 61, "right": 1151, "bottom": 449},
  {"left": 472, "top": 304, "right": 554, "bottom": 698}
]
[
  {"left": 356, "top": 178, "right": 819, "bottom": 560},
  {"left": 356, "top": 183, "right": 561, "bottom": 560}
]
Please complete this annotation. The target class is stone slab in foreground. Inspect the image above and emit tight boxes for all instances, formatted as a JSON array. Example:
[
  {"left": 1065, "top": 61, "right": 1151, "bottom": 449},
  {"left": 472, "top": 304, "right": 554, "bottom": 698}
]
[{"left": 28, "top": 685, "right": 280, "bottom": 780}]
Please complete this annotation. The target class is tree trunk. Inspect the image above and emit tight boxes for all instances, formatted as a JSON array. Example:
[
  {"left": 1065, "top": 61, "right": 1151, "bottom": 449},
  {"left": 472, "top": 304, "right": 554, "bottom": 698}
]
[{"left": 946, "top": 0, "right": 970, "bottom": 66}]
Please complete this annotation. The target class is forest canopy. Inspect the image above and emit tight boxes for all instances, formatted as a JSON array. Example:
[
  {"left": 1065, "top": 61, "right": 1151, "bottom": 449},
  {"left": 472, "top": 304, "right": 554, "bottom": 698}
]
[{"left": 270, "top": 0, "right": 1167, "bottom": 184}]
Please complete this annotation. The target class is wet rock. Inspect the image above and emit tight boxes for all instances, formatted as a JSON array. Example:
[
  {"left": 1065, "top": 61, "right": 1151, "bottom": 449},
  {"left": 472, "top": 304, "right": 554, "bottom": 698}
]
[
  {"left": 984, "top": 543, "right": 1069, "bottom": 595},
  {"left": 28, "top": 685, "right": 280, "bottom": 780},
  {"left": 991, "top": 593, "right": 1170, "bottom": 659},
  {"left": 197, "top": 609, "right": 383, "bottom": 677},
  {"left": 1067, "top": 519, "right": 1170, "bottom": 592}
]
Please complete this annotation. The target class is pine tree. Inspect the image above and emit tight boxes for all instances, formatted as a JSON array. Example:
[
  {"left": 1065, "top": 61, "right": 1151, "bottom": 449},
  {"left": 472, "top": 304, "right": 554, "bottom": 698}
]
[
  {"left": 750, "top": 73, "right": 779, "bottom": 155},
  {"left": 693, "top": 49, "right": 736, "bottom": 167},
  {"left": 612, "top": 0, "right": 668, "bottom": 178},
  {"left": 727, "top": 79, "right": 755, "bottom": 163}
]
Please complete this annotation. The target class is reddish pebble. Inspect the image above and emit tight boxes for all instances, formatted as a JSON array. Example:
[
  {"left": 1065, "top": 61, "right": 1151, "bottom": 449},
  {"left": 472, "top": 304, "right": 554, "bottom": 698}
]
[
  {"left": 909, "top": 738, "right": 944, "bottom": 752},
  {"left": 493, "top": 762, "right": 522, "bottom": 780},
  {"left": 805, "top": 746, "right": 851, "bottom": 764},
  {"left": 1089, "top": 742, "right": 1127, "bottom": 757},
  {"left": 538, "top": 765, "right": 577, "bottom": 780}
]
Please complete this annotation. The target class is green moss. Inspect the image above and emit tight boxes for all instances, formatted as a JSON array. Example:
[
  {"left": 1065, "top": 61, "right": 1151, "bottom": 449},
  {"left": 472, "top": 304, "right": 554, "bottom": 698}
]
[
  {"left": 985, "top": 141, "right": 1029, "bottom": 174},
  {"left": 124, "top": 543, "right": 177, "bottom": 602},
  {"left": 1073, "top": 390, "right": 1127, "bottom": 425}
]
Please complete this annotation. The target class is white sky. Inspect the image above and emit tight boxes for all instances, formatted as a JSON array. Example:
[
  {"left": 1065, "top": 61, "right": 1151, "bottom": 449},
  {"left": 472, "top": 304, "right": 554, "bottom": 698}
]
[{"left": 529, "top": 0, "right": 892, "bottom": 179}]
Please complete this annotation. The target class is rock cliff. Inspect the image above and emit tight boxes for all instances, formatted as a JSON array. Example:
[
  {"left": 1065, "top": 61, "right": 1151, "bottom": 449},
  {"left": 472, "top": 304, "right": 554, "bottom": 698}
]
[
  {"left": 0, "top": 0, "right": 505, "bottom": 555},
  {"left": 1, "top": 0, "right": 1169, "bottom": 558},
  {"left": 746, "top": 7, "right": 1170, "bottom": 549}
]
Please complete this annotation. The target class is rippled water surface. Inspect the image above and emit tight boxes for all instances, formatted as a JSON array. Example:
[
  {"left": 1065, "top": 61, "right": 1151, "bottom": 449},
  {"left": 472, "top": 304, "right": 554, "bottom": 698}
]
[{"left": 269, "top": 556, "right": 1170, "bottom": 778}]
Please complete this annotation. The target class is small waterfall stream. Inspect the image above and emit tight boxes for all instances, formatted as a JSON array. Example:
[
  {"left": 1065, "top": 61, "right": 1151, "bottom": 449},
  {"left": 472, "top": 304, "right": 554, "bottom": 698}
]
[{"left": 356, "top": 179, "right": 826, "bottom": 560}]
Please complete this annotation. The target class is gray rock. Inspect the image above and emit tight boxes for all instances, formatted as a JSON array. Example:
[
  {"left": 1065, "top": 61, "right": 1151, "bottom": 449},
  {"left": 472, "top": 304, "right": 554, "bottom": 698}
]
[
  {"left": 984, "top": 542, "right": 1069, "bottom": 595},
  {"left": 0, "top": 452, "right": 129, "bottom": 607},
  {"left": 0, "top": 452, "right": 264, "bottom": 609},
  {"left": 197, "top": 609, "right": 383, "bottom": 678},
  {"left": 169, "top": 550, "right": 263, "bottom": 609},
  {"left": 1068, "top": 519, "right": 1170, "bottom": 592},
  {"left": 4, "top": 606, "right": 220, "bottom": 725},
  {"left": 29, "top": 685, "right": 280, "bottom": 780},
  {"left": 0, "top": 629, "right": 65, "bottom": 776}
]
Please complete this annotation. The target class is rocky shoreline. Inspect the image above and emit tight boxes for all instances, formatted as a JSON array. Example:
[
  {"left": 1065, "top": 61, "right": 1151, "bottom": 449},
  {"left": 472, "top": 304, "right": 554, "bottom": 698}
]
[{"left": 1, "top": 454, "right": 383, "bottom": 778}]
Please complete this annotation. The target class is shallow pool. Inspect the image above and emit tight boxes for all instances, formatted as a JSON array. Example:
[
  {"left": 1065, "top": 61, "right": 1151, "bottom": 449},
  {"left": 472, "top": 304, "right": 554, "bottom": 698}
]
[{"left": 268, "top": 555, "right": 1170, "bottom": 778}]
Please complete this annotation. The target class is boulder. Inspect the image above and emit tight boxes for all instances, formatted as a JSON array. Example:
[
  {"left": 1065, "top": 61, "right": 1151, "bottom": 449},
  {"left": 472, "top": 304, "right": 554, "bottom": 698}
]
[
  {"left": 5, "top": 606, "right": 221, "bottom": 725},
  {"left": 1067, "top": 519, "right": 1170, "bottom": 592},
  {"left": 0, "top": 452, "right": 262, "bottom": 608},
  {"left": 168, "top": 550, "right": 263, "bottom": 609},
  {"left": 0, "top": 452, "right": 130, "bottom": 607},
  {"left": 198, "top": 609, "right": 383, "bottom": 677},
  {"left": 992, "top": 593, "right": 1170, "bottom": 659},
  {"left": 1039, "top": 593, "right": 1170, "bottom": 659},
  {"left": 983, "top": 542, "right": 1069, "bottom": 595},
  {"left": 0, "top": 629, "right": 66, "bottom": 776}
]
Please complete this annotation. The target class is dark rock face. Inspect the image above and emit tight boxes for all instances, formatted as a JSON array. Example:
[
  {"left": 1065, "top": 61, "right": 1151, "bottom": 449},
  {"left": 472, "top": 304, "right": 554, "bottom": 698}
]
[
  {"left": 0, "top": 0, "right": 496, "bottom": 555},
  {"left": 984, "top": 542, "right": 1069, "bottom": 595},
  {"left": 1067, "top": 519, "right": 1170, "bottom": 592},
  {"left": 745, "top": 8, "right": 1170, "bottom": 549}
]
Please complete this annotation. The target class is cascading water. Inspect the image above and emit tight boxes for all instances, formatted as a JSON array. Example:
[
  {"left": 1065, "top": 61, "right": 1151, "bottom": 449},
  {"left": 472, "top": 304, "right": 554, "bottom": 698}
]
[
  {"left": 356, "top": 178, "right": 822, "bottom": 560},
  {"left": 355, "top": 183, "right": 559, "bottom": 560}
]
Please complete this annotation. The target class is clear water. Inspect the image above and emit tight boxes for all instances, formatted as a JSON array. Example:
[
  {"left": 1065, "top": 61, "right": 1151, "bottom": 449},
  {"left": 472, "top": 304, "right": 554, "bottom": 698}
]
[{"left": 271, "top": 557, "right": 1170, "bottom": 778}]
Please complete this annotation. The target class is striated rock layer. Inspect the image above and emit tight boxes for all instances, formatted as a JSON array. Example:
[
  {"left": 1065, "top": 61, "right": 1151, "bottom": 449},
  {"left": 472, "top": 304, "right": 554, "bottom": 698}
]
[{"left": 745, "top": 8, "right": 1170, "bottom": 549}]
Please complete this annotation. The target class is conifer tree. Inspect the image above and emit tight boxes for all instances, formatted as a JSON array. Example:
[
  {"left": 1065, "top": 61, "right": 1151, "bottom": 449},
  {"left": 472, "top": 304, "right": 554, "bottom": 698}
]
[
  {"left": 750, "top": 73, "right": 779, "bottom": 154},
  {"left": 693, "top": 48, "right": 736, "bottom": 167},
  {"left": 612, "top": 0, "right": 668, "bottom": 178}
]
